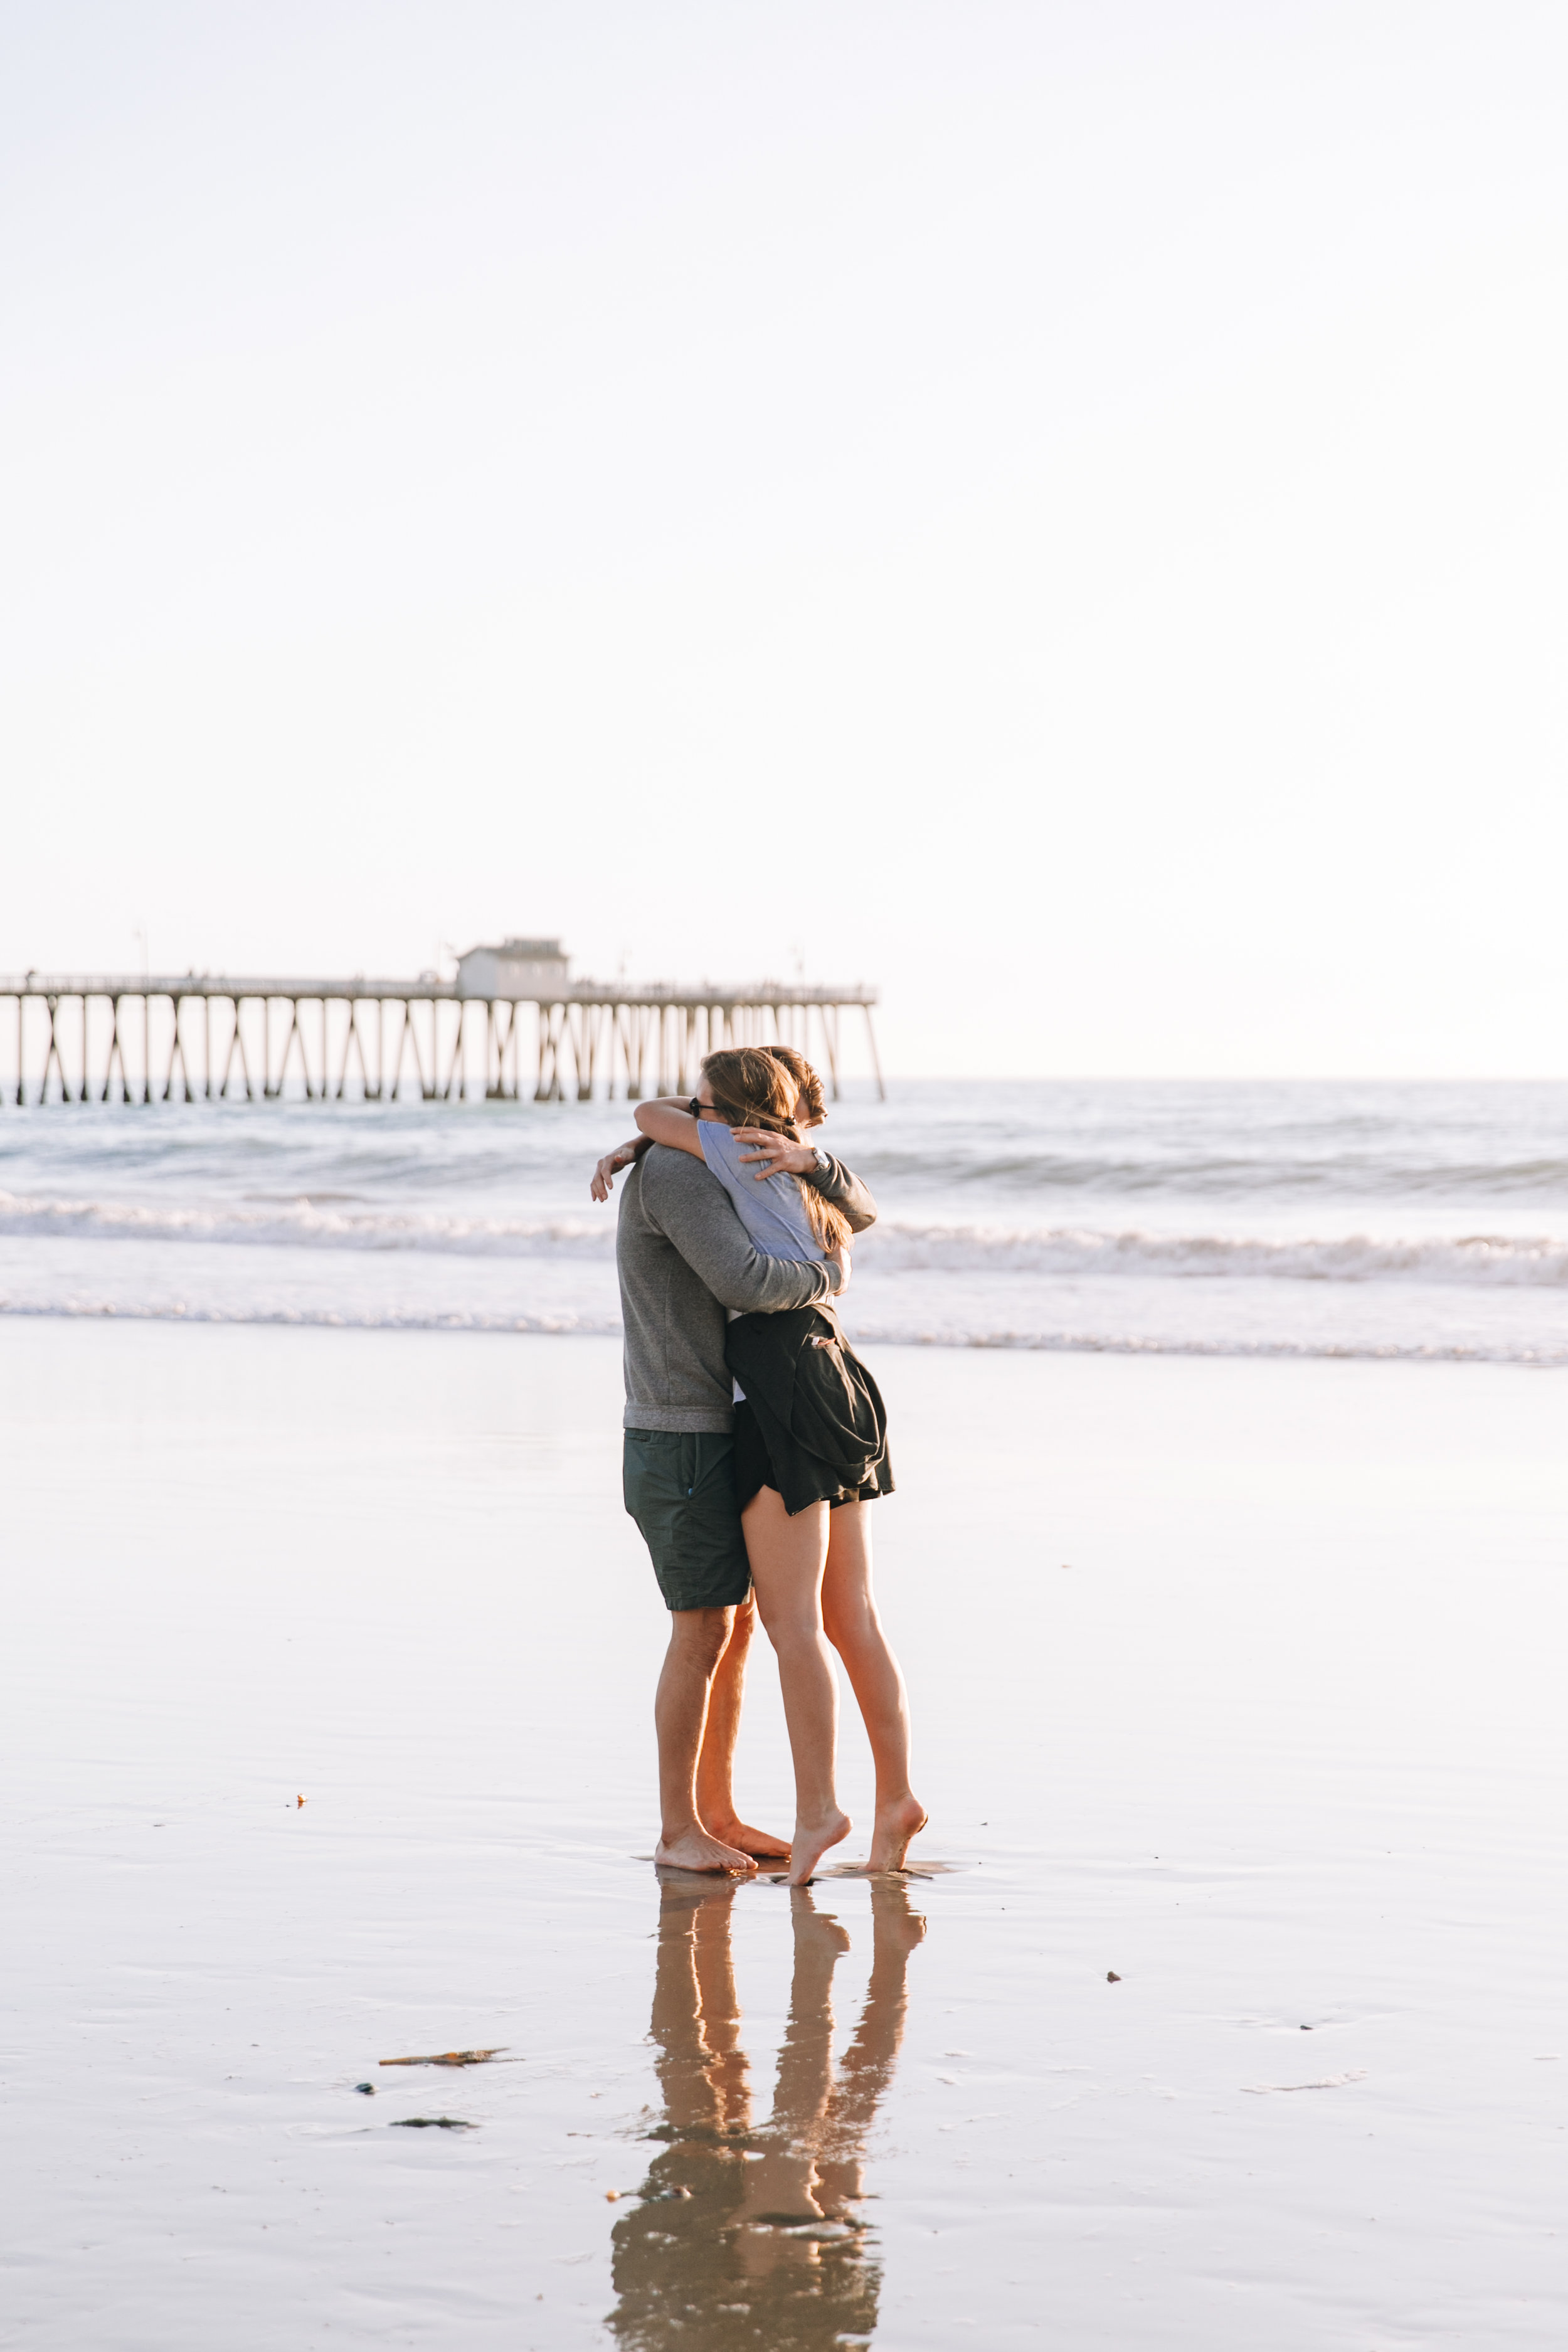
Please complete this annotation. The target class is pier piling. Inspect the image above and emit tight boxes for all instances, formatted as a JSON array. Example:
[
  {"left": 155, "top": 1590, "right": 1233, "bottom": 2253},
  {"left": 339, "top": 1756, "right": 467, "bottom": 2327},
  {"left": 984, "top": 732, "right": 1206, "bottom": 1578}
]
[{"left": 0, "top": 971, "right": 884, "bottom": 1107}]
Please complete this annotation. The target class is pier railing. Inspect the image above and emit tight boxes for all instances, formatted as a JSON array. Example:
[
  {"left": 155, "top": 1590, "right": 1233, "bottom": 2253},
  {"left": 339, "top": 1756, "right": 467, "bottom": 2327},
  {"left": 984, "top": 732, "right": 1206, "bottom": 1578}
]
[{"left": 0, "top": 975, "right": 883, "bottom": 1105}]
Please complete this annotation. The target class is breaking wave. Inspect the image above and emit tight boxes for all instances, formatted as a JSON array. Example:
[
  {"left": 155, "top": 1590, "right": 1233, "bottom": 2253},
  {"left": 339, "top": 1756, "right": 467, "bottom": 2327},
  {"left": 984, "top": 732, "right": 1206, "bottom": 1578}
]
[
  {"left": 4, "top": 1191, "right": 1568, "bottom": 1289},
  {"left": 0, "top": 1192, "right": 615, "bottom": 1258},
  {"left": 862, "top": 1221, "right": 1568, "bottom": 1288}
]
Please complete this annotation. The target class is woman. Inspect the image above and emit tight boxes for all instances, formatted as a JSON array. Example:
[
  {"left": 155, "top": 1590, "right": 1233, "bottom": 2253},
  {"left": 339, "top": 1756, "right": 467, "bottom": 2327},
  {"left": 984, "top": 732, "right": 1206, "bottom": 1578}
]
[{"left": 630, "top": 1050, "right": 925, "bottom": 1885}]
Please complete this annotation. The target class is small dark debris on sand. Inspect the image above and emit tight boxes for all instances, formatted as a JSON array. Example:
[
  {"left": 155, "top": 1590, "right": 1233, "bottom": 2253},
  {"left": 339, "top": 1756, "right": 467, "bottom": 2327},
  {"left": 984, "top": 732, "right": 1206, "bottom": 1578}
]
[
  {"left": 380, "top": 2048, "right": 507, "bottom": 2068},
  {"left": 389, "top": 2116, "right": 477, "bottom": 2131},
  {"left": 1107, "top": 1971, "right": 1121, "bottom": 1982},
  {"left": 354, "top": 2082, "right": 376, "bottom": 2096}
]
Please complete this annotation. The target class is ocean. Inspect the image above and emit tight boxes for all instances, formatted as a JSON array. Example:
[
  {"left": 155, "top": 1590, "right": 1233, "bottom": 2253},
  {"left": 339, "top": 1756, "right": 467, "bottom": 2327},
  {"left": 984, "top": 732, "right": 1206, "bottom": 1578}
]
[
  {"left": 9, "top": 1090, "right": 1568, "bottom": 2344},
  {"left": 3, "top": 1078, "right": 1565, "bottom": 1365}
]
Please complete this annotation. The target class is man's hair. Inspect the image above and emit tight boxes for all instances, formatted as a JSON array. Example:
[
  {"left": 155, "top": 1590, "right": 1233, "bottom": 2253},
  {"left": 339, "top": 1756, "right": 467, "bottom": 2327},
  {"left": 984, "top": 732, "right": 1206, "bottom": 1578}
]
[{"left": 700, "top": 1047, "right": 849, "bottom": 1252}]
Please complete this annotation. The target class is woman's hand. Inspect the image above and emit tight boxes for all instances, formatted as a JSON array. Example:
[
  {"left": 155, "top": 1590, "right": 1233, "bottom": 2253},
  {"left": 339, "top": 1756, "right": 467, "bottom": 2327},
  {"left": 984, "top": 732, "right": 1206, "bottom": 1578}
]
[
  {"left": 590, "top": 1137, "right": 645, "bottom": 1202},
  {"left": 733, "top": 1125, "right": 818, "bottom": 1180},
  {"left": 825, "top": 1237, "right": 852, "bottom": 1295}
]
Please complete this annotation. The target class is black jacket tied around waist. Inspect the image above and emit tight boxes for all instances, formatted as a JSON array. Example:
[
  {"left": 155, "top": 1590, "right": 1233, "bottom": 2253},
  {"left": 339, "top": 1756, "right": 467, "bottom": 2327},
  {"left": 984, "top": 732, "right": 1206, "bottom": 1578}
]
[{"left": 724, "top": 1306, "right": 893, "bottom": 1517}]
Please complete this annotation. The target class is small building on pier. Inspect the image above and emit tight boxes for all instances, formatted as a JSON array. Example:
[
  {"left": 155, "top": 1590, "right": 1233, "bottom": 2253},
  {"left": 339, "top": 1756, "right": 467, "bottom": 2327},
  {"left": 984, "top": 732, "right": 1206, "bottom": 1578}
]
[{"left": 455, "top": 938, "right": 570, "bottom": 1001}]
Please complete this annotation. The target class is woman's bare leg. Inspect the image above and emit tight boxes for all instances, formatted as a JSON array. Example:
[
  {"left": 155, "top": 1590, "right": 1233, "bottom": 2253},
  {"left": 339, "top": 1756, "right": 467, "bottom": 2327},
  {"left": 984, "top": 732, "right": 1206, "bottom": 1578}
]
[
  {"left": 822, "top": 1503, "right": 927, "bottom": 1870},
  {"left": 741, "top": 1486, "right": 850, "bottom": 1883}
]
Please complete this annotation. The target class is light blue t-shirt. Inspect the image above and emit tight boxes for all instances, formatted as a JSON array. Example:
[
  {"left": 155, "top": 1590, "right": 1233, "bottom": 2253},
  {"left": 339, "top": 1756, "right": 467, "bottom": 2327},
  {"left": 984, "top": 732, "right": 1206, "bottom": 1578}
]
[
  {"left": 697, "top": 1120, "right": 824, "bottom": 1403},
  {"left": 697, "top": 1118, "right": 825, "bottom": 1267}
]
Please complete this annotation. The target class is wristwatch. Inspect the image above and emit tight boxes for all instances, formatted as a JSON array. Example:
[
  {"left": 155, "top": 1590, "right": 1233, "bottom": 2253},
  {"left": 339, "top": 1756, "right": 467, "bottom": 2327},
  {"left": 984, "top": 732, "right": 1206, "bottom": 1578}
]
[{"left": 811, "top": 1145, "right": 830, "bottom": 1174}]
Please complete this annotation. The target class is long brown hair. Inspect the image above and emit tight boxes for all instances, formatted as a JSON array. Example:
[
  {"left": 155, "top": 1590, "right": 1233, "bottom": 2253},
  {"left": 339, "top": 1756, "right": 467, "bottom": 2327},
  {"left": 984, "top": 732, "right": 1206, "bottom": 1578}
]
[
  {"left": 700, "top": 1047, "right": 850, "bottom": 1252},
  {"left": 765, "top": 1044, "right": 828, "bottom": 1128}
]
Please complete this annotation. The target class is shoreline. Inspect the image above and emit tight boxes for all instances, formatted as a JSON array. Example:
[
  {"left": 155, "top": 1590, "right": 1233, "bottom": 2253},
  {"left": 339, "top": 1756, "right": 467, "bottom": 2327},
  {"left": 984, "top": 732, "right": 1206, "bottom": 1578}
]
[{"left": 2, "top": 1290, "right": 1565, "bottom": 1367}]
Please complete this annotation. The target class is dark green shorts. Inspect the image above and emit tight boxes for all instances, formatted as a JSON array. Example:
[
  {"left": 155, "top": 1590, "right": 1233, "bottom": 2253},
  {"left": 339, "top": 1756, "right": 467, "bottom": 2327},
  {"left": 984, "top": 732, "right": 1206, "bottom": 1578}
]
[{"left": 623, "top": 1429, "right": 753, "bottom": 1613}]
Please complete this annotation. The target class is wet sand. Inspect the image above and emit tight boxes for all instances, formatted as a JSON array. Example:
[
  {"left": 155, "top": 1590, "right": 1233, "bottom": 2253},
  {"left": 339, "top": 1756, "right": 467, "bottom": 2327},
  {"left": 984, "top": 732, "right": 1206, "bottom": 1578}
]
[{"left": 4, "top": 1319, "right": 1567, "bottom": 2347}]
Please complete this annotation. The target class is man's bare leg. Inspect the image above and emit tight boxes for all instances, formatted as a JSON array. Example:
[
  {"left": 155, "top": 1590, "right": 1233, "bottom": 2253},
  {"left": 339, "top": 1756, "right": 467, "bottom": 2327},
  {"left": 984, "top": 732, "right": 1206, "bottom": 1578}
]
[
  {"left": 822, "top": 1503, "right": 927, "bottom": 1871},
  {"left": 743, "top": 1487, "right": 850, "bottom": 1884},
  {"left": 654, "top": 1606, "right": 758, "bottom": 1873},
  {"left": 695, "top": 1600, "right": 791, "bottom": 1862}
]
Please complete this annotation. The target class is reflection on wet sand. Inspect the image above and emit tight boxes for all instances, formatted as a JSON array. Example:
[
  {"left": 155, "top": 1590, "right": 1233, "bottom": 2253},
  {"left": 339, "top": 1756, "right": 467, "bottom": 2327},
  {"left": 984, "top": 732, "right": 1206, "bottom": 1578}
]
[{"left": 608, "top": 1873, "right": 926, "bottom": 2351}]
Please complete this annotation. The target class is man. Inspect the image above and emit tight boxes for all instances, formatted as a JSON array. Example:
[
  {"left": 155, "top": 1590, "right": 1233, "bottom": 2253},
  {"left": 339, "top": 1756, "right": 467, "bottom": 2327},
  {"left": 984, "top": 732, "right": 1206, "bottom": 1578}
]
[{"left": 593, "top": 1122, "right": 877, "bottom": 1873}]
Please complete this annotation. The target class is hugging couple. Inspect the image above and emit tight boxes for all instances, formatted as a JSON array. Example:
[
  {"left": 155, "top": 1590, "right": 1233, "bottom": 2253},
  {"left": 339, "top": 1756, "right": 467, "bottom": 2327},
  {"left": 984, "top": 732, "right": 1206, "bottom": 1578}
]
[{"left": 590, "top": 1046, "right": 924, "bottom": 1885}]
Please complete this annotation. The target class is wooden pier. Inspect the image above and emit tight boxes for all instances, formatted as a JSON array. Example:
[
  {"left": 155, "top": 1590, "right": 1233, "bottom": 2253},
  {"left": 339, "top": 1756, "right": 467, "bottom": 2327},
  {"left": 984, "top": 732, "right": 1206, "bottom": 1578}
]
[{"left": 0, "top": 965, "right": 884, "bottom": 1106}]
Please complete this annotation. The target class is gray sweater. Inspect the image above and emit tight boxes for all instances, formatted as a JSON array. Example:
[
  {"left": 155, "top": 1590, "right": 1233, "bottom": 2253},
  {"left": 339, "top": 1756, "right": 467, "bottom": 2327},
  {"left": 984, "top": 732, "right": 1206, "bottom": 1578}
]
[{"left": 617, "top": 1146, "right": 878, "bottom": 1432}]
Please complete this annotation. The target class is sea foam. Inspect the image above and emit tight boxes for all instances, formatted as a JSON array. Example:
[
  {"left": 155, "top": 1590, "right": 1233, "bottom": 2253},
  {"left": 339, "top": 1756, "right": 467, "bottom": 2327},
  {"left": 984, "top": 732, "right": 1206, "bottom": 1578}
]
[{"left": 3, "top": 1190, "right": 1567, "bottom": 1289}]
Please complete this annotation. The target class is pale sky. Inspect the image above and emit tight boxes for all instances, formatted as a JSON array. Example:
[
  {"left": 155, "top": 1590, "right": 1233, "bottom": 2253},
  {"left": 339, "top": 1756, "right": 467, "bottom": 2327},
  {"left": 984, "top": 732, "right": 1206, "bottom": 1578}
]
[{"left": 3, "top": 1, "right": 1565, "bottom": 1078}]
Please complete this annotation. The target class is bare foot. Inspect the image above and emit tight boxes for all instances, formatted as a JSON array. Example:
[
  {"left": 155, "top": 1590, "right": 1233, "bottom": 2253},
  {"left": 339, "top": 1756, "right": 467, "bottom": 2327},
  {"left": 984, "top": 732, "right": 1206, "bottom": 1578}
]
[
  {"left": 867, "top": 1794, "right": 928, "bottom": 1872},
  {"left": 706, "top": 1814, "right": 792, "bottom": 1862},
  {"left": 654, "top": 1826, "right": 758, "bottom": 1875},
  {"left": 788, "top": 1809, "right": 852, "bottom": 1885}
]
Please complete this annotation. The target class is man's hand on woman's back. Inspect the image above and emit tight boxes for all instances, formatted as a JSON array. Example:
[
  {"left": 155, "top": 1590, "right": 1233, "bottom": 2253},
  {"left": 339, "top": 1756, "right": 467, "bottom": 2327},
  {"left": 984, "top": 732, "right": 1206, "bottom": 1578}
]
[{"left": 732, "top": 1126, "right": 818, "bottom": 1180}]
